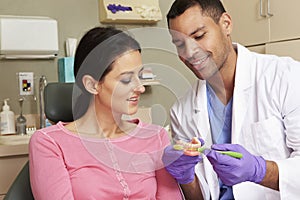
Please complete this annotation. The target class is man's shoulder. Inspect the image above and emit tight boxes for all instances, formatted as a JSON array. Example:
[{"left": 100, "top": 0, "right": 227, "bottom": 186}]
[
  {"left": 237, "top": 43, "right": 300, "bottom": 65},
  {"left": 254, "top": 52, "right": 300, "bottom": 72},
  {"left": 171, "top": 81, "right": 202, "bottom": 110}
]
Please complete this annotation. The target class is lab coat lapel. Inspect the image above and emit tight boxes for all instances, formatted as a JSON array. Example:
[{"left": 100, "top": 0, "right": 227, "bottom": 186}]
[
  {"left": 194, "top": 80, "right": 219, "bottom": 199},
  {"left": 231, "top": 44, "right": 254, "bottom": 143},
  {"left": 193, "top": 80, "right": 213, "bottom": 146}
]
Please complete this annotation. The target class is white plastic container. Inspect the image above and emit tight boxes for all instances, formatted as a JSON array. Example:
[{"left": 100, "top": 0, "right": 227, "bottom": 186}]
[{"left": 0, "top": 99, "right": 16, "bottom": 134}]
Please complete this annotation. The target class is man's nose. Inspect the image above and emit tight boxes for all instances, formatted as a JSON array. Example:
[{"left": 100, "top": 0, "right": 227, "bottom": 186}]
[{"left": 183, "top": 38, "right": 199, "bottom": 59}]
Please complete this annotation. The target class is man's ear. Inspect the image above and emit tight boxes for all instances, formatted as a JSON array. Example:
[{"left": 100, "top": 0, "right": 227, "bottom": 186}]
[
  {"left": 220, "top": 12, "right": 233, "bottom": 36},
  {"left": 82, "top": 75, "right": 100, "bottom": 94}
]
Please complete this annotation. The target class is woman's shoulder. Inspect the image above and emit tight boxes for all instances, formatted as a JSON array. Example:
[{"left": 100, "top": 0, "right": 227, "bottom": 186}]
[
  {"left": 30, "top": 122, "right": 75, "bottom": 144},
  {"left": 32, "top": 122, "right": 65, "bottom": 135}
]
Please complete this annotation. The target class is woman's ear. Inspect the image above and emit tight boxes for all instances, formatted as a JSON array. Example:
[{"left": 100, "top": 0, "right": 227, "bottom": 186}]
[
  {"left": 220, "top": 12, "right": 233, "bottom": 36},
  {"left": 82, "top": 75, "right": 100, "bottom": 95}
]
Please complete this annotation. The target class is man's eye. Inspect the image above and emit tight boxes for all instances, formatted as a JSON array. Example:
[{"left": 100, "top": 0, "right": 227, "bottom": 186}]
[
  {"left": 176, "top": 43, "right": 185, "bottom": 49},
  {"left": 195, "top": 34, "right": 204, "bottom": 40}
]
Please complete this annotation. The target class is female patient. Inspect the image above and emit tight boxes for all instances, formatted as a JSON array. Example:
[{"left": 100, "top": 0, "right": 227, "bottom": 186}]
[{"left": 29, "top": 26, "right": 182, "bottom": 199}]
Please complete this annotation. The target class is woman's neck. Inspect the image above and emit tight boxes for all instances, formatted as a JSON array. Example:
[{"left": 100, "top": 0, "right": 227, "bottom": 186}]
[{"left": 65, "top": 108, "right": 136, "bottom": 139}]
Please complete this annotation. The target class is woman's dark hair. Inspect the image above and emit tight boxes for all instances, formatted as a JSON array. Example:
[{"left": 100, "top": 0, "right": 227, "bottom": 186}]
[
  {"left": 167, "top": 0, "right": 226, "bottom": 26},
  {"left": 72, "top": 26, "right": 141, "bottom": 119}
]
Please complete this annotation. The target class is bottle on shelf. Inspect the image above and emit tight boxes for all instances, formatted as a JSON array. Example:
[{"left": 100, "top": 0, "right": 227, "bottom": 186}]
[{"left": 0, "top": 98, "right": 16, "bottom": 135}]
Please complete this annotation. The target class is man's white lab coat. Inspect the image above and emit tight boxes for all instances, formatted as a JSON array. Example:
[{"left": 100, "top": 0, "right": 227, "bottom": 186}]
[{"left": 170, "top": 44, "right": 300, "bottom": 200}]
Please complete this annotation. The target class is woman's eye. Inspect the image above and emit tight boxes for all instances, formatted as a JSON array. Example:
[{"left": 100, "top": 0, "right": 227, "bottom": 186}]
[{"left": 120, "top": 78, "right": 131, "bottom": 84}]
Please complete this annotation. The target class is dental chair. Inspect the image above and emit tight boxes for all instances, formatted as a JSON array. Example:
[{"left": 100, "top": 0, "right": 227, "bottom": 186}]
[
  {"left": 4, "top": 82, "right": 74, "bottom": 200},
  {"left": 44, "top": 82, "right": 74, "bottom": 124},
  {"left": 3, "top": 161, "right": 33, "bottom": 200}
]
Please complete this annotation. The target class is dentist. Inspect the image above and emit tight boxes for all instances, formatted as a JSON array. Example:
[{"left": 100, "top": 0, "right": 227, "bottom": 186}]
[{"left": 162, "top": 0, "right": 300, "bottom": 199}]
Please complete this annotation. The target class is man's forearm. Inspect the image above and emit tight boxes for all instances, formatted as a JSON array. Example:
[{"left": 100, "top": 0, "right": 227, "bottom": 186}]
[
  {"left": 260, "top": 160, "right": 279, "bottom": 191},
  {"left": 180, "top": 175, "right": 204, "bottom": 200}
]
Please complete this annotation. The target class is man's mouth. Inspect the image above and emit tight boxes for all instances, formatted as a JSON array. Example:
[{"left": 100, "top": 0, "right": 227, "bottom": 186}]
[{"left": 190, "top": 55, "right": 209, "bottom": 71}]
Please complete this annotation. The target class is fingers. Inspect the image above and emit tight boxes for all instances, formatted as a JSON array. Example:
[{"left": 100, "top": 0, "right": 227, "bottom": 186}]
[
  {"left": 211, "top": 143, "right": 233, "bottom": 151},
  {"left": 206, "top": 149, "right": 235, "bottom": 165},
  {"left": 173, "top": 154, "right": 202, "bottom": 166},
  {"left": 163, "top": 145, "right": 202, "bottom": 167},
  {"left": 164, "top": 145, "right": 183, "bottom": 156},
  {"left": 198, "top": 137, "right": 205, "bottom": 146},
  {"left": 202, "top": 149, "right": 211, "bottom": 156},
  {"left": 211, "top": 143, "right": 245, "bottom": 152},
  {"left": 181, "top": 154, "right": 202, "bottom": 164},
  {"left": 205, "top": 150, "right": 219, "bottom": 164},
  {"left": 162, "top": 145, "right": 183, "bottom": 165}
]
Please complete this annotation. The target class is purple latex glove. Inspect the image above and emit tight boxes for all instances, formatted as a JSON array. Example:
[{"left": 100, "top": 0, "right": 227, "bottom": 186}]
[
  {"left": 206, "top": 144, "right": 266, "bottom": 186},
  {"left": 162, "top": 138, "right": 204, "bottom": 184}
]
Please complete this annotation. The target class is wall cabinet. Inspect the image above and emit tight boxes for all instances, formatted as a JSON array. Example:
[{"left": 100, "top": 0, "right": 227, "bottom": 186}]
[
  {"left": 222, "top": 0, "right": 300, "bottom": 62},
  {"left": 247, "top": 45, "right": 266, "bottom": 54},
  {"left": 222, "top": 0, "right": 300, "bottom": 46},
  {"left": 0, "top": 143, "right": 29, "bottom": 199},
  {"left": 266, "top": 39, "right": 300, "bottom": 61},
  {"left": 246, "top": 39, "right": 300, "bottom": 62}
]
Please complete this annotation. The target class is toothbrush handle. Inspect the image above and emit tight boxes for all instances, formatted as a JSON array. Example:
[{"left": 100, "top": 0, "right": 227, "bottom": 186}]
[{"left": 216, "top": 150, "right": 243, "bottom": 159}]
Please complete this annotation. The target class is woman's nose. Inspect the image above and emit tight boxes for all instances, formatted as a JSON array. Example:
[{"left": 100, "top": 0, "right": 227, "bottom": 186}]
[{"left": 133, "top": 79, "right": 145, "bottom": 94}]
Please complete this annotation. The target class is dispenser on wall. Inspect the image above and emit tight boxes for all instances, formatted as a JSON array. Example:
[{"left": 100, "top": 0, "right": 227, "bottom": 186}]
[{"left": 0, "top": 15, "right": 59, "bottom": 59}]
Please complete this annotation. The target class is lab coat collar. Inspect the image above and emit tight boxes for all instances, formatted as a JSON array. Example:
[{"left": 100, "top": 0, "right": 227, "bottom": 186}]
[
  {"left": 231, "top": 43, "right": 255, "bottom": 143},
  {"left": 234, "top": 43, "right": 254, "bottom": 91},
  {"left": 193, "top": 79, "right": 206, "bottom": 112}
]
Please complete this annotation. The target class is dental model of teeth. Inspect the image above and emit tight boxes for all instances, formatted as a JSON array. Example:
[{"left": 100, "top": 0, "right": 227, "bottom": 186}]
[
  {"left": 173, "top": 137, "right": 203, "bottom": 156},
  {"left": 173, "top": 137, "right": 243, "bottom": 158}
]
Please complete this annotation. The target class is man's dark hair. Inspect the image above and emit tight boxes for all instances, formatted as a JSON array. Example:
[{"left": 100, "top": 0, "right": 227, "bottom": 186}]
[{"left": 167, "top": 0, "right": 226, "bottom": 26}]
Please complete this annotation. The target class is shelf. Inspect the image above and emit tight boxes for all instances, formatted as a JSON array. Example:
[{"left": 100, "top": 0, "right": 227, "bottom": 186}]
[
  {"left": 0, "top": 142, "right": 29, "bottom": 157},
  {"left": 0, "top": 134, "right": 31, "bottom": 146},
  {"left": 141, "top": 79, "right": 160, "bottom": 86},
  {"left": 98, "top": 0, "right": 162, "bottom": 24}
]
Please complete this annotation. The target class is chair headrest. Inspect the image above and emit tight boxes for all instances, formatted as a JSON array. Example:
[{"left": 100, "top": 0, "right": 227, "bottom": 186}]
[{"left": 44, "top": 82, "right": 74, "bottom": 124}]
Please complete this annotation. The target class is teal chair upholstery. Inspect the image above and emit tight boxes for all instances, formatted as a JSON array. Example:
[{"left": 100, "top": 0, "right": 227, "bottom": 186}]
[{"left": 4, "top": 161, "right": 34, "bottom": 200}]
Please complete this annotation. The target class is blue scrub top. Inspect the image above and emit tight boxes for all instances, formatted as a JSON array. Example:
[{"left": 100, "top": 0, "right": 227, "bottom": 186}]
[{"left": 206, "top": 84, "right": 234, "bottom": 200}]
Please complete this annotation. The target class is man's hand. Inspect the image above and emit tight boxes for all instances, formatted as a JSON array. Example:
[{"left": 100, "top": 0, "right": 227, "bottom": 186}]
[
  {"left": 162, "top": 138, "right": 204, "bottom": 184},
  {"left": 206, "top": 144, "right": 266, "bottom": 186}
]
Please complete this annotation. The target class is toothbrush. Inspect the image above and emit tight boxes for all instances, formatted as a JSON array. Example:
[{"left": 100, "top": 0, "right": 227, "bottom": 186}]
[
  {"left": 173, "top": 144, "right": 243, "bottom": 159},
  {"left": 197, "top": 147, "right": 243, "bottom": 159}
]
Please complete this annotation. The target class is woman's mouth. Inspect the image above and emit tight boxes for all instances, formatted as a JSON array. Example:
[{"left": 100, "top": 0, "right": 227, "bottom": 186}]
[
  {"left": 127, "top": 96, "right": 139, "bottom": 104},
  {"left": 128, "top": 97, "right": 138, "bottom": 101}
]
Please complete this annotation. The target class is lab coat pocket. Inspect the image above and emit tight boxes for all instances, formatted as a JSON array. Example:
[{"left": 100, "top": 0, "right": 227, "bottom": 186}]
[{"left": 251, "top": 116, "right": 285, "bottom": 158}]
